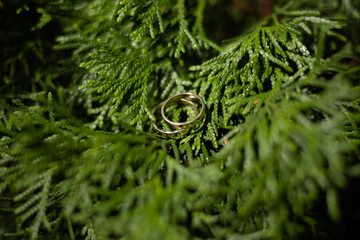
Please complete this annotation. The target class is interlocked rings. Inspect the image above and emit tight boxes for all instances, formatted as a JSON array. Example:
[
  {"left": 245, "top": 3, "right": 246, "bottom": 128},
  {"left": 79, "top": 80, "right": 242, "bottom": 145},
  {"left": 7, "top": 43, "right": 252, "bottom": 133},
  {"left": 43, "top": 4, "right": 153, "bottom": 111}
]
[{"left": 151, "top": 93, "right": 205, "bottom": 138}]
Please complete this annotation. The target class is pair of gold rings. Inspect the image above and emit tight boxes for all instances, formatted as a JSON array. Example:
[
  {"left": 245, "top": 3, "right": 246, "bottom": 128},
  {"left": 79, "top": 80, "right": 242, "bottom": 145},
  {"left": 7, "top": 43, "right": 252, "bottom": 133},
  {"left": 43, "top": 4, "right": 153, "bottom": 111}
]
[{"left": 151, "top": 93, "right": 205, "bottom": 138}]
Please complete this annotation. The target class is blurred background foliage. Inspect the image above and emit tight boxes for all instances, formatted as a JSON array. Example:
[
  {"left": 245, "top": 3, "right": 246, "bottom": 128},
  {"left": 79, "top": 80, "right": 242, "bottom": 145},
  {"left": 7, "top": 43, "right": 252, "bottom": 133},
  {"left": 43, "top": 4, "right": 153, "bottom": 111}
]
[{"left": 1, "top": 0, "right": 360, "bottom": 239}]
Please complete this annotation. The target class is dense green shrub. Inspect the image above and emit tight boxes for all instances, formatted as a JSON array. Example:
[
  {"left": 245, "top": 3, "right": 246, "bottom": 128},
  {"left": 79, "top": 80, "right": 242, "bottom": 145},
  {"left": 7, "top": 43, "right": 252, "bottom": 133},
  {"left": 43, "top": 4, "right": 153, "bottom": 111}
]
[{"left": 1, "top": 0, "right": 359, "bottom": 239}]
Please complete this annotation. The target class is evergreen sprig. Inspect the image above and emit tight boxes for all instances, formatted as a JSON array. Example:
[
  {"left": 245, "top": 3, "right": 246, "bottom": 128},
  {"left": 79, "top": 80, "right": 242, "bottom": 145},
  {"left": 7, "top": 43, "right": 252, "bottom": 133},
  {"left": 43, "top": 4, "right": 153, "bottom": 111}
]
[
  {"left": 0, "top": 93, "right": 169, "bottom": 239},
  {"left": 191, "top": 9, "right": 343, "bottom": 128},
  {"left": 116, "top": 0, "right": 221, "bottom": 57},
  {"left": 55, "top": 0, "right": 221, "bottom": 129}
]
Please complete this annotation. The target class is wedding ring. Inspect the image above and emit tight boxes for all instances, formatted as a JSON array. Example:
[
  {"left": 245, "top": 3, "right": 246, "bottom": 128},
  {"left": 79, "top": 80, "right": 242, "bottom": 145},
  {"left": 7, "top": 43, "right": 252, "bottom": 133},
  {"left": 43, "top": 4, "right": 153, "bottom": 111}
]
[
  {"left": 161, "top": 93, "right": 205, "bottom": 128},
  {"left": 151, "top": 98, "right": 200, "bottom": 137}
]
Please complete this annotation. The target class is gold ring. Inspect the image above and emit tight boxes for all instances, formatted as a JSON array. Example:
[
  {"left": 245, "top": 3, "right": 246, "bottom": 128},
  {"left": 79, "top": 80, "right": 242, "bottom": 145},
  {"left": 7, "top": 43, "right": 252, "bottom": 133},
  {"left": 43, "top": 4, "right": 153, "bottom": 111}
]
[
  {"left": 161, "top": 93, "right": 205, "bottom": 129},
  {"left": 151, "top": 97, "right": 200, "bottom": 138}
]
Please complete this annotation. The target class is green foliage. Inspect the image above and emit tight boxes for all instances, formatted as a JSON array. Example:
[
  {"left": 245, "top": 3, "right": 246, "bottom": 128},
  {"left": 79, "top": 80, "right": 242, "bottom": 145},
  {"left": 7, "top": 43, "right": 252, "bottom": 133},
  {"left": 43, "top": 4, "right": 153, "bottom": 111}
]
[
  {"left": 54, "top": 0, "right": 221, "bottom": 130},
  {"left": 1, "top": 0, "right": 360, "bottom": 239},
  {"left": 187, "top": 8, "right": 345, "bottom": 153}
]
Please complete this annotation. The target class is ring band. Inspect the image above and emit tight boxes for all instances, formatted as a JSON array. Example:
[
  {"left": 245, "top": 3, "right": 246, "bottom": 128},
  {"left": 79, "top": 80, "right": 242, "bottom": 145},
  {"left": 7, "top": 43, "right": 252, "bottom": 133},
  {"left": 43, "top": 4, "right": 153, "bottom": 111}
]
[
  {"left": 161, "top": 93, "right": 205, "bottom": 128},
  {"left": 151, "top": 98, "right": 200, "bottom": 137}
]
